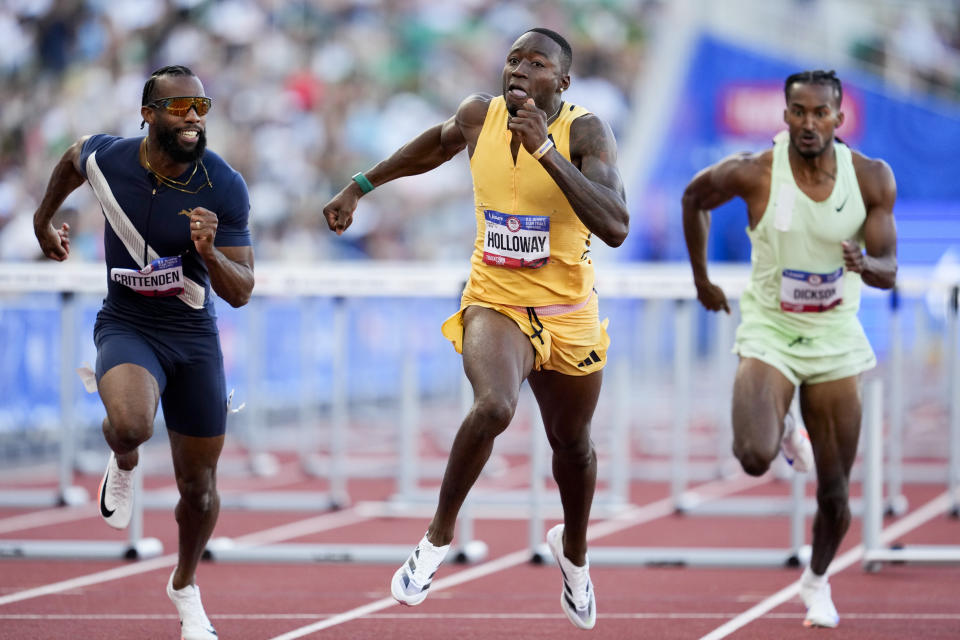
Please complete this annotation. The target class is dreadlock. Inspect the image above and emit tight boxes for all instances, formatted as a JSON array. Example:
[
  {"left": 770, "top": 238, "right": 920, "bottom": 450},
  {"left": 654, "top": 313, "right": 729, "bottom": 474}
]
[
  {"left": 784, "top": 69, "right": 843, "bottom": 107},
  {"left": 524, "top": 28, "right": 573, "bottom": 74}
]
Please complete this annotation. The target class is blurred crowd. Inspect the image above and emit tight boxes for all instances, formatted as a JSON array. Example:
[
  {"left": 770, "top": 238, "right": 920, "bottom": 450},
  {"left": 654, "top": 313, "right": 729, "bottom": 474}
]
[
  {"left": 1, "top": 0, "right": 958, "bottom": 265},
  {"left": 0, "top": 0, "right": 653, "bottom": 263}
]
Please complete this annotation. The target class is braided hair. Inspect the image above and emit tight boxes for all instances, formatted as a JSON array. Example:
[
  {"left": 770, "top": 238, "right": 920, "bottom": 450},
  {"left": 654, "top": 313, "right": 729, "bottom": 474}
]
[{"left": 784, "top": 69, "right": 842, "bottom": 107}]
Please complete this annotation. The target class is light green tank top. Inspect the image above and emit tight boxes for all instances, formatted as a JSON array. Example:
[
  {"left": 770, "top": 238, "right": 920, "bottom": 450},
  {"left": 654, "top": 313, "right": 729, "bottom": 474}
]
[{"left": 740, "top": 130, "right": 866, "bottom": 337}]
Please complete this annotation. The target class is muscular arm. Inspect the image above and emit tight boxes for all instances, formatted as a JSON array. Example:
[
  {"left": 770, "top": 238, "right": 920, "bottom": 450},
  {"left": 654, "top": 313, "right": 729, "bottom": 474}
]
[
  {"left": 189, "top": 207, "right": 255, "bottom": 308},
  {"left": 681, "top": 152, "right": 768, "bottom": 313},
  {"left": 507, "top": 100, "right": 627, "bottom": 247},
  {"left": 535, "top": 114, "right": 628, "bottom": 247},
  {"left": 204, "top": 245, "right": 255, "bottom": 308},
  {"left": 33, "top": 136, "right": 91, "bottom": 261},
  {"left": 323, "top": 94, "right": 488, "bottom": 235},
  {"left": 845, "top": 155, "right": 897, "bottom": 289}
]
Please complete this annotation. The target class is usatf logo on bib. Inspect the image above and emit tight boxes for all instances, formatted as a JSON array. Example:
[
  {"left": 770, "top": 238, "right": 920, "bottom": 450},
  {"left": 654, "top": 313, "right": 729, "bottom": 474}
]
[{"left": 482, "top": 209, "right": 550, "bottom": 269}]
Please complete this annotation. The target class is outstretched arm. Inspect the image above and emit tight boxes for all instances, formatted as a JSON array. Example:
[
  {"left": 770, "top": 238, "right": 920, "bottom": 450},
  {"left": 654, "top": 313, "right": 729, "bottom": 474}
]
[
  {"left": 510, "top": 102, "right": 628, "bottom": 247},
  {"left": 681, "top": 152, "right": 765, "bottom": 313},
  {"left": 33, "top": 137, "right": 90, "bottom": 261},
  {"left": 844, "top": 156, "right": 897, "bottom": 289},
  {"left": 323, "top": 95, "right": 487, "bottom": 235}
]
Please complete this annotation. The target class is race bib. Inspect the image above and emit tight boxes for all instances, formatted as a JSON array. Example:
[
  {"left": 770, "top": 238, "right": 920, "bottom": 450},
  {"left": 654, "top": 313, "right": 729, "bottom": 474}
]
[
  {"left": 482, "top": 210, "right": 550, "bottom": 269},
  {"left": 780, "top": 267, "right": 843, "bottom": 312},
  {"left": 110, "top": 256, "right": 185, "bottom": 297}
]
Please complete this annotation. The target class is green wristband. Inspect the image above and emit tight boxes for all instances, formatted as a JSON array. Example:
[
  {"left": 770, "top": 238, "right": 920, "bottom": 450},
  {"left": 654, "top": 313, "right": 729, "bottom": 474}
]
[{"left": 352, "top": 172, "right": 375, "bottom": 194}]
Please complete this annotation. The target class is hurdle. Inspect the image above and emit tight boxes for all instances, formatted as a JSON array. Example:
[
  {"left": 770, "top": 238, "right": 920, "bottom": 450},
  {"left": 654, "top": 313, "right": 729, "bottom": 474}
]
[
  {"left": 862, "top": 291, "right": 960, "bottom": 569},
  {"left": 0, "top": 289, "right": 88, "bottom": 508},
  {"left": 203, "top": 264, "right": 489, "bottom": 565},
  {"left": 524, "top": 269, "right": 930, "bottom": 569},
  {"left": 0, "top": 447, "right": 163, "bottom": 560}
]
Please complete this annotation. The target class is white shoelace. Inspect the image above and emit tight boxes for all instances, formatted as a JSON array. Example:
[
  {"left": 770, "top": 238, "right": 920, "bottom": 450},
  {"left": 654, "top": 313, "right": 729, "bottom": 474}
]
[
  {"left": 564, "top": 563, "right": 592, "bottom": 608},
  {"left": 107, "top": 463, "right": 133, "bottom": 503},
  {"left": 411, "top": 539, "right": 448, "bottom": 585}
]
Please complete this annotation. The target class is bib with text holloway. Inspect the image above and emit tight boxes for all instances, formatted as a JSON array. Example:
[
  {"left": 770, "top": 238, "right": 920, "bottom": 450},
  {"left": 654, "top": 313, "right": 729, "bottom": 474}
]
[{"left": 482, "top": 210, "right": 550, "bottom": 268}]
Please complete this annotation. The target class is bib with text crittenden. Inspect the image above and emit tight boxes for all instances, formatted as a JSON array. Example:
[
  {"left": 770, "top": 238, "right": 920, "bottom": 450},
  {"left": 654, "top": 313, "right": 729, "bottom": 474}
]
[
  {"left": 780, "top": 267, "right": 843, "bottom": 312},
  {"left": 110, "top": 255, "right": 185, "bottom": 297},
  {"left": 482, "top": 210, "right": 550, "bottom": 269}
]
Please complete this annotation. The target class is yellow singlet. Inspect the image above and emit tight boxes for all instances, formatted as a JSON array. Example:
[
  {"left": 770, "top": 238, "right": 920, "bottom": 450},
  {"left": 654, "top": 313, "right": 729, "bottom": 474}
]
[{"left": 464, "top": 96, "right": 593, "bottom": 306}]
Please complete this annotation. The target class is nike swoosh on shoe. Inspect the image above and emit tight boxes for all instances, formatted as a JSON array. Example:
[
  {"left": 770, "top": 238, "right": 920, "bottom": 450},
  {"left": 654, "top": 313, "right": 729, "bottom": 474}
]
[{"left": 99, "top": 471, "right": 115, "bottom": 518}]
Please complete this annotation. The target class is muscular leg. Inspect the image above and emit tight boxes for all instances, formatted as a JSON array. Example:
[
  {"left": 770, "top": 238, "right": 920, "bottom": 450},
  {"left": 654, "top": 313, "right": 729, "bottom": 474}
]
[
  {"left": 731, "top": 357, "right": 795, "bottom": 476},
  {"left": 168, "top": 431, "right": 225, "bottom": 589},
  {"left": 799, "top": 375, "right": 861, "bottom": 575},
  {"left": 528, "top": 369, "right": 601, "bottom": 566},
  {"left": 98, "top": 364, "right": 160, "bottom": 470},
  {"left": 427, "top": 306, "right": 535, "bottom": 546}
]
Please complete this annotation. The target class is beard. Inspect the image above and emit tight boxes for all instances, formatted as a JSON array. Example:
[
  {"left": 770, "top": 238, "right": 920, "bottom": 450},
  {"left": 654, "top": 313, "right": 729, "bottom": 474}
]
[{"left": 155, "top": 123, "right": 207, "bottom": 163}]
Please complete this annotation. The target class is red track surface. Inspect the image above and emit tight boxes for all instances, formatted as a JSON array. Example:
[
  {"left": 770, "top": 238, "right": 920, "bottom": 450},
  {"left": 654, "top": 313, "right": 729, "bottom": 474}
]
[{"left": 2, "top": 452, "right": 959, "bottom": 640}]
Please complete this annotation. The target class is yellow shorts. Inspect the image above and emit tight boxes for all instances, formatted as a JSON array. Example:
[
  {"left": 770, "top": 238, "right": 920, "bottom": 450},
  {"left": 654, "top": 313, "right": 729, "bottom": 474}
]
[{"left": 441, "top": 291, "right": 610, "bottom": 376}]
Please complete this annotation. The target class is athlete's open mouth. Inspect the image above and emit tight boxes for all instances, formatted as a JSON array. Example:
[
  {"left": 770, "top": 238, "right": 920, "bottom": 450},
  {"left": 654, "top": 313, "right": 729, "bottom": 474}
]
[{"left": 507, "top": 84, "right": 528, "bottom": 99}]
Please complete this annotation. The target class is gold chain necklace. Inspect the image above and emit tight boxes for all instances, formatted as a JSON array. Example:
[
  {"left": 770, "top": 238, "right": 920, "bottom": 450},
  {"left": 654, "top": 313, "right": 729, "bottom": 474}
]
[{"left": 141, "top": 139, "right": 212, "bottom": 194}]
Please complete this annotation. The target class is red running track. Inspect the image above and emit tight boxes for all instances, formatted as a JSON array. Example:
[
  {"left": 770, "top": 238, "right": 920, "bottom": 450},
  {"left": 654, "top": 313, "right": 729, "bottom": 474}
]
[{"left": 1, "top": 453, "right": 959, "bottom": 640}]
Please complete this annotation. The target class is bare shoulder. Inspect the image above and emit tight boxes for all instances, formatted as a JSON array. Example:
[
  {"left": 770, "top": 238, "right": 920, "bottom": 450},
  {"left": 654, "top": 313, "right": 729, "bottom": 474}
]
[
  {"left": 851, "top": 149, "right": 896, "bottom": 207},
  {"left": 707, "top": 148, "right": 772, "bottom": 193},
  {"left": 455, "top": 93, "right": 493, "bottom": 128},
  {"left": 569, "top": 112, "right": 618, "bottom": 167}
]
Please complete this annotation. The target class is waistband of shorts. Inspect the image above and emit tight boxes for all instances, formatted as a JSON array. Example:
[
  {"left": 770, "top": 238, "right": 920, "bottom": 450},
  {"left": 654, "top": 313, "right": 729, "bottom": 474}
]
[{"left": 504, "top": 289, "right": 594, "bottom": 317}]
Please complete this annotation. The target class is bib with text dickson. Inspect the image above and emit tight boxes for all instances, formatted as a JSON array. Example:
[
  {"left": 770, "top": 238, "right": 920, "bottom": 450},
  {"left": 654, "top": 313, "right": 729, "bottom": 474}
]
[{"left": 780, "top": 267, "right": 843, "bottom": 312}]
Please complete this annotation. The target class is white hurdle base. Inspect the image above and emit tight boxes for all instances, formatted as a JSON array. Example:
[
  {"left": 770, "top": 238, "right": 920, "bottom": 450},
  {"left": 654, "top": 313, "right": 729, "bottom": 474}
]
[
  {"left": 140, "top": 489, "right": 348, "bottom": 512},
  {"left": 204, "top": 538, "right": 488, "bottom": 565},
  {"left": 864, "top": 545, "right": 960, "bottom": 565},
  {"left": 531, "top": 543, "right": 812, "bottom": 569},
  {"left": 0, "top": 486, "right": 89, "bottom": 508},
  {"left": 0, "top": 537, "right": 163, "bottom": 560}
]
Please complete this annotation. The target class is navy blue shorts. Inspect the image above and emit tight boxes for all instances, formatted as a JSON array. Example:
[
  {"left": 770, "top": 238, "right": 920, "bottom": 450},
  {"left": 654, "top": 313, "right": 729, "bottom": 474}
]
[{"left": 93, "top": 309, "right": 227, "bottom": 437}]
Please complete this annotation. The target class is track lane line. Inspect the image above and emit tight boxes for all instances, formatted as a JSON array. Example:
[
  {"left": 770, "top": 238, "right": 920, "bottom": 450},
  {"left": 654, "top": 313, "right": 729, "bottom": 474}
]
[
  {"left": 699, "top": 490, "right": 956, "bottom": 640},
  {"left": 265, "top": 473, "right": 768, "bottom": 640},
  {"left": 0, "top": 507, "right": 372, "bottom": 607}
]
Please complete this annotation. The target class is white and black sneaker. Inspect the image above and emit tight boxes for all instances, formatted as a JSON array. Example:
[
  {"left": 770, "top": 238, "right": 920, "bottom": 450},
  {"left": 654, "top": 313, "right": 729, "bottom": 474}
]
[
  {"left": 167, "top": 571, "right": 218, "bottom": 639},
  {"left": 391, "top": 533, "right": 450, "bottom": 606},
  {"left": 546, "top": 524, "right": 596, "bottom": 630},
  {"left": 97, "top": 451, "right": 134, "bottom": 530}
]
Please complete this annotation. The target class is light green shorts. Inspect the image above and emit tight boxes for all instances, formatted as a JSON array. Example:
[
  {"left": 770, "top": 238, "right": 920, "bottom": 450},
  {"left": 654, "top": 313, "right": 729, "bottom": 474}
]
[{"left": 733, "top": 314, "right": 876, "bottom": 386}]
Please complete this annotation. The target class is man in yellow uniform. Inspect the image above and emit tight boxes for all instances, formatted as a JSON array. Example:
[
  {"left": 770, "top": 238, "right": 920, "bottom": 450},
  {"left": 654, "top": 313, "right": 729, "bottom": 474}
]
[
  {"left": 682, "top": 70, "right": 897, "bottom": 629},
  {"left": 323, "top": 28, "right": 628, "bottom": 630}
]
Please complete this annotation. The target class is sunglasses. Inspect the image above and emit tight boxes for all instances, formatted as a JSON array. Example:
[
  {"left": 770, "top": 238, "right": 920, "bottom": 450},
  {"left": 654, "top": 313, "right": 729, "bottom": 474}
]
[{"left": 147, "top": 96, "right": 212, "bottom": 117}]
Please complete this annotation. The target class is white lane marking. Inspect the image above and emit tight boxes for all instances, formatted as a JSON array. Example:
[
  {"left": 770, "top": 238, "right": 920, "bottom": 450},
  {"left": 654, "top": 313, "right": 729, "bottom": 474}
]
[
  {"left": 0, "top": 508, "right": 93, "bottom": 535},
  {"left": 266, "top": 474, "right": 767, "bottom": 640},
  {"left": 3, "top": 612, "right": 958, "bottom": 621},
  {"left": 699, "top": 490, "right": 956, "bottom": 640},
  {"left": 0, "top": 507, "right": 371, "bottom": 607}
]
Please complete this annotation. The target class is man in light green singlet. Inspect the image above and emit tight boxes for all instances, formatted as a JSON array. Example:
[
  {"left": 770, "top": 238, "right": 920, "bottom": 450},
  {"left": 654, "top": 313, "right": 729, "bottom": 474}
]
[{"left": 681, "top": 70, "right": 897, "bottom": 629}]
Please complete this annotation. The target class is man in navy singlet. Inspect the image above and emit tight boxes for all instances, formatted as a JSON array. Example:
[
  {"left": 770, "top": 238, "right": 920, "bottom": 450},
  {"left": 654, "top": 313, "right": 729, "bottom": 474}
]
[{"left": 33, "top": 65, "right": 254, "bottom": 640}]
